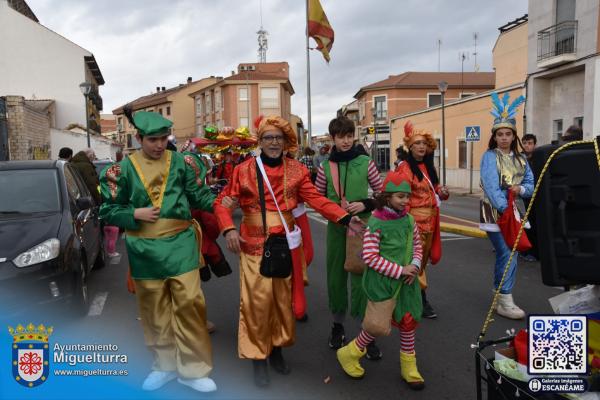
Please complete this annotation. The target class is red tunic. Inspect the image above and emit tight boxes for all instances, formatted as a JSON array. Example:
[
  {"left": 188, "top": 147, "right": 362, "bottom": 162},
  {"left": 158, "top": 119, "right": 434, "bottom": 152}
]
[{"left": 214, "top": 157, "right": 347, "bottom": 256}]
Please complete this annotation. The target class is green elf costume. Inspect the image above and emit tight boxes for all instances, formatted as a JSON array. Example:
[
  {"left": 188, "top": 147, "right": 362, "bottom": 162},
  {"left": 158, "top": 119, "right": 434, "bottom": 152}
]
[
  {"left": 315, "top": 146, "right": 382, "bottom": 352},
  {"left": 336, "top": 173, "right": 426, "bottom": 391},
  {"left": 99, "top": 109, "right": 217, "bottom": 393}
]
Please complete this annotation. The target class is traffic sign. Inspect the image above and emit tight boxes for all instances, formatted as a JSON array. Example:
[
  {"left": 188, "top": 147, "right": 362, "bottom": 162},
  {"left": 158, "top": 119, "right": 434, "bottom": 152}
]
[{"left": 465, "top": 126, "right": 481, "bottom": 142}]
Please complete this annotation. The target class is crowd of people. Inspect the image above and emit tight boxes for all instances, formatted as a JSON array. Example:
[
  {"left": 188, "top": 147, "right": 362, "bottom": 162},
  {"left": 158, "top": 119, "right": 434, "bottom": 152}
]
[{"left": 60, "top": 90, "right": 556, "bottom": 393}]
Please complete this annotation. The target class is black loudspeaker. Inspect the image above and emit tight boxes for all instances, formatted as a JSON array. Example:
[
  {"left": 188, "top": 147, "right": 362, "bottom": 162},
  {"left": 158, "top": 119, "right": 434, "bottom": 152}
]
[{"left": 531, "top": 138, "right": 600, "bottom": 286}]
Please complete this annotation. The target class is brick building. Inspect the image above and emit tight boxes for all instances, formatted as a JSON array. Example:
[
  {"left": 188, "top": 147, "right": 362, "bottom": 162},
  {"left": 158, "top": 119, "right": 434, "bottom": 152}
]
[
  {"left": 1, "top": 96, "right": 54, "bottom": 160},
  {"left": 189, "top": 62, "right": 294, "bottom": 136}
]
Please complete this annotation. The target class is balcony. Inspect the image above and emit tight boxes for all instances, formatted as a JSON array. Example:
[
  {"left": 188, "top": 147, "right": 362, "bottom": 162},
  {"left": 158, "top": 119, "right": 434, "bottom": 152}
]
[{"left": 537, "top": 20, "right": 578, "bottom": 69}]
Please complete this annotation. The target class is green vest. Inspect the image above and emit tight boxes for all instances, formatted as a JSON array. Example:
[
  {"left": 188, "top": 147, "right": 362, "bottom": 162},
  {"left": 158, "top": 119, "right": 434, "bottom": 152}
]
[
  {"left": 323, "top": 155, "right": 371, "bottom": 217},
  {"left": 363, "top": 212, "right": 422, "bottom": 322}
]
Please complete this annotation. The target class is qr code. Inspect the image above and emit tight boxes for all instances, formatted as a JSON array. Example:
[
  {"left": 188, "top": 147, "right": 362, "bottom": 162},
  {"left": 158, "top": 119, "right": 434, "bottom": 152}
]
[{"left": 528, "top": 315, "right": 587, "bottom": 374}]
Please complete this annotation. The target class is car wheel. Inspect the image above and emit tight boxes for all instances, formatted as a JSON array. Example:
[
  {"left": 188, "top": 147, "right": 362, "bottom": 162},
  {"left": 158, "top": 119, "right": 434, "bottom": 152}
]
[
  {"left": 74, "top": 258, "right": 89, "bottom": 316},
  {"left": 94, "top": 244, "right": 106, "bottom": 270}
]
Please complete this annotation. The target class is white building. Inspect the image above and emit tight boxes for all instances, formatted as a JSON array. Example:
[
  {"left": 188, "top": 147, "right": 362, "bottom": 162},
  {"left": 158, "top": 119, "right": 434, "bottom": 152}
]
[
  {"left": 0, "top": 0, "right": 104, "bottom": 132},
  {"left": 526, "top": 0, "right": 600, "bottom": 142}
]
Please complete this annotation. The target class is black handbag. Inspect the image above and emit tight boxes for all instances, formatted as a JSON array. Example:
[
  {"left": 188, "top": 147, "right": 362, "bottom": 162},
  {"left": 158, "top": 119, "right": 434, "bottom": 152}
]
[{"left": 257, "top": 162, "right": 292, "bottom": 278}]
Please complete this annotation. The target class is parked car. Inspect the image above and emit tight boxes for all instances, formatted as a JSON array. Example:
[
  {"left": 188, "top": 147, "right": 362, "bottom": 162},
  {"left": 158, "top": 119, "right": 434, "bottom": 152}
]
[{"left": 0, "top": 160, "right": 105, "bottom": 317}]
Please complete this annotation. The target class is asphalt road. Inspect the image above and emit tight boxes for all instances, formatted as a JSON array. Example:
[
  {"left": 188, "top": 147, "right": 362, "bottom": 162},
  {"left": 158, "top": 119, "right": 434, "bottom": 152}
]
[
  {"left": 4, "top": 209, "right": 561, "bottom": 400},
  {"left": 440, "top": 193, "right": 480, "bottom": 222}
]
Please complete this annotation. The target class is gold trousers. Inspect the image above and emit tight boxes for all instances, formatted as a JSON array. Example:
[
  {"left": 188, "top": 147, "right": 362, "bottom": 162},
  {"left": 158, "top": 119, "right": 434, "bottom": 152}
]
[
  {"left": 238, "top": 252, "right": 295, "bottom": 360},
  {"left": 134, "top": 269, "right": 212, "bottom": 378},
  {"left": 418, "top": 231, "right": 433, "bottom": 290}
]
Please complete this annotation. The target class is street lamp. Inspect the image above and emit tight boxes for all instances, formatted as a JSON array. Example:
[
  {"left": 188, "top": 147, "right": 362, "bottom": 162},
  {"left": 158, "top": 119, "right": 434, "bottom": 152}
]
[
  {"left": 79, "top": 82, "right": 92, "bottom": 148},
  {"left": 437, "top": 80, "right": 448, "bottom": 186}
]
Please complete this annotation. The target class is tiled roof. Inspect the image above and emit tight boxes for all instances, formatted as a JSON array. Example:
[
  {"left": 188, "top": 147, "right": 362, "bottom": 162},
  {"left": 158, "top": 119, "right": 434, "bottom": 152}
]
[{"left": 355, "top": 71, "right": 495, "bottom": 98}]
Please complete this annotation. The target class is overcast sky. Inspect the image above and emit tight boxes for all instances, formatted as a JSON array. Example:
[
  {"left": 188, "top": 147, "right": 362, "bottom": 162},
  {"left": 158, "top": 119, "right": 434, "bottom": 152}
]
[{"left": 27, "top": 0, "right": 528, "bottom": 136}]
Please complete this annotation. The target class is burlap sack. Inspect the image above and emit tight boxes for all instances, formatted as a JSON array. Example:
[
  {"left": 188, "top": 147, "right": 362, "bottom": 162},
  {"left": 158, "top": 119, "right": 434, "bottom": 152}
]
[
  {"left": 344, "top": 232, "right": 366, "bottom": 274},
  {"left": 361, "top": 298, "right": 396, "bottom": 337}
]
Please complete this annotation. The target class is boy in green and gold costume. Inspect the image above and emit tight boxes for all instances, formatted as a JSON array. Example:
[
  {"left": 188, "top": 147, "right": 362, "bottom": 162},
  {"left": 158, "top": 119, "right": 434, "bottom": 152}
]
[{"left": 99, "top": 108, "right": 217, "bottom": 393}]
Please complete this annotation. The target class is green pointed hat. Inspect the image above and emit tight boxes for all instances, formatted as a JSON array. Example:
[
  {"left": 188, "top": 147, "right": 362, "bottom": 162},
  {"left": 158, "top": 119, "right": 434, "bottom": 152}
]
[
  {"left": 124, "top": 105, "right": 173, "bottom": 137},
  {"left": 381, "top": 172, "right": 411, "bottom": 194},
  {"left": 133, "top": 112, "right": 173, "bottom": 137}
]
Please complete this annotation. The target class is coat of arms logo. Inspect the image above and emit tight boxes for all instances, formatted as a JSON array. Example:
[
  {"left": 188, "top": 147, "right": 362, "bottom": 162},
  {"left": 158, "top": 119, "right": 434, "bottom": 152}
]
[{"left": 8, "top": 323, "right": 53, "bottom": 388}]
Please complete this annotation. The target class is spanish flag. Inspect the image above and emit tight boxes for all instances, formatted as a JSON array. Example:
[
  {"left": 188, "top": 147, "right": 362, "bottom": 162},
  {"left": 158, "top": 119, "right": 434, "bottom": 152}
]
[{"left": 308, "top": 0, "right": 334, "bottom": 62}]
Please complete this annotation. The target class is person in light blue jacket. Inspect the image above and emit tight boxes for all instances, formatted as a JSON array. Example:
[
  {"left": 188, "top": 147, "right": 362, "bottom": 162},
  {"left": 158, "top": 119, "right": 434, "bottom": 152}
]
[{"left": 479, "top": 92, "right": 534, "bottom": 320}]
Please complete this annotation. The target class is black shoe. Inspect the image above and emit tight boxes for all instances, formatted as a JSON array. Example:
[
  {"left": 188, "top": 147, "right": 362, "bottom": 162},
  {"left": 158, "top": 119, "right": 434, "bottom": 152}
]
[
  {"left": 268, "top": 347, "right": 291, "bottom": 375},
  {"left": 200, "top": 266, "right": 212, "bottom": 282},
  {"left": 253, "top": 360, "right": 269, "bottom": 387},
  {"left": 365, "top": 341, "right": 383, "bottom": 360},
  {"left": 421, "top": 291, "right": 437, "bottom": 319},
  {"left": 328, "top": 323, "right": 345, "bottom": 349},
  {"left": 296, "top": 313, "right": 309, "bottom": 322}
]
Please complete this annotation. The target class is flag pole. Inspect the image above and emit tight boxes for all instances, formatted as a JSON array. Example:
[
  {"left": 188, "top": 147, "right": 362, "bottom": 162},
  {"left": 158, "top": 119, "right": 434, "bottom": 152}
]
[{"left": 305, "top": 0, "right": 312, "bottom": 148}]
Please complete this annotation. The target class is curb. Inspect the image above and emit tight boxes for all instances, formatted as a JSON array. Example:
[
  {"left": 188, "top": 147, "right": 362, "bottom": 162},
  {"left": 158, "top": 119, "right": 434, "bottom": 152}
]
[{"left": 440, "top": 222, "right": 487, "bottom": 238}]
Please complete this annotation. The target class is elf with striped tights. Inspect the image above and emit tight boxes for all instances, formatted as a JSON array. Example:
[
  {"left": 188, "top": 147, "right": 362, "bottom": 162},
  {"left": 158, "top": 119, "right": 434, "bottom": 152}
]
[{"left": 336, "top": 173, "right": 426, "bottom": 390}]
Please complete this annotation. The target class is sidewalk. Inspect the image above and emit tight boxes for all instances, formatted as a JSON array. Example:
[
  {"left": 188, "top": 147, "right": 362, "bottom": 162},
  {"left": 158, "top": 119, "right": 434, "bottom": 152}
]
[{"left": 440, "top": 185, "right": 486, "bottom": 238}]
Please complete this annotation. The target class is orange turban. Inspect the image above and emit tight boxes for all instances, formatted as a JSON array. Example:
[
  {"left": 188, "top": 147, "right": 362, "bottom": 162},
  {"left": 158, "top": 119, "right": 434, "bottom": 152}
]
[
  {"left": 256, "top": 115, "right": 298, "bottom": 156},
  {"left": 403, "top": 120, "right": 436, "bottom": 154}
]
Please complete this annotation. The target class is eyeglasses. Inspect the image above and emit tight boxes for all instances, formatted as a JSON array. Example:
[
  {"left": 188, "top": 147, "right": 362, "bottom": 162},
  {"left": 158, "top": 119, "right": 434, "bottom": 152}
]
[{"left": 261, "top": 135, "right": 285, "bottom": 143}]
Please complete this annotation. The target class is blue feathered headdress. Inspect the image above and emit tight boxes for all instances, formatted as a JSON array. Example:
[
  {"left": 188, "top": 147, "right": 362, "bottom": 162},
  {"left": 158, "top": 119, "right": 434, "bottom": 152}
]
[{"left": 490, "top": 92, "right": 525, "bottom": 132}]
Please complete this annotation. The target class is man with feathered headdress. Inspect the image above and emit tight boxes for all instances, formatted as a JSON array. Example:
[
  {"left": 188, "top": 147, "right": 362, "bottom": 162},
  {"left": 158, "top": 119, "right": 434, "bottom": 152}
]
[{"left": 394, "top": 121, "right": 450, "bottom": 320}]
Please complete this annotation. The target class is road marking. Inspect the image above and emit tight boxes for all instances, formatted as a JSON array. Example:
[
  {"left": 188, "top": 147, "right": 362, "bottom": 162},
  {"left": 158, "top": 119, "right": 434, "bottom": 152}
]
[{"left": 87, "top": 292, "right": 108, "bottom": 317}]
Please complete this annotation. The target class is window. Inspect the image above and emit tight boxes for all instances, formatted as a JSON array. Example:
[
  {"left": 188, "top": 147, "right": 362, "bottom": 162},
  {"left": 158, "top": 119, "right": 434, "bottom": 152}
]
[
  {"left": 127, "top": 133, "right": 132, "bottom": 148},
  {"left": 239, "top": 87, "right": 248, "bottom": 101},
  {"left": 458, "top": 140, "right": 467, "bottom": 169},
  {"left": 240, "top": 117, "right": 249, "bottom": 128},
  {"left": 260, "top": 87, "right": 279, "bottom": 108},
  {"left": 196, "top": 98, "right": 202, "bottom": 116},
  {"left": 556, "top": 0, "right": 576, "bottom": 23},
  {"left": 428, "top": 93, "right": 442, "bottom": 107},
  {"left": 117, "top": 117, "right": 123, "bottom": 132},
  {"left": 553, "top": 119, "right": 563, "bottom": 140},
  {"left": 64, "top": 166, "right": 82, "bottom": 201},
  {"left": 158, "top": 108, "right": 163, "bottom": 116},
  {"left": 166, "top": 106, "right": 171, "bottom": 116},
  {"left": 574, "top": 116, "right": 583, "bottom": 128},
  {"left": 373, "top": 96, "right": 387, "bottom": 119},
  {"left": 205, "top": 94, "right": 212, "bottom": 113}
]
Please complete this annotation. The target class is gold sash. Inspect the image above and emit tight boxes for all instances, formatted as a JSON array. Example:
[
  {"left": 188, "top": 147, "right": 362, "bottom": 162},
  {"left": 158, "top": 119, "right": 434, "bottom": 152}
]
[
  {"left": 410, "top": 207, "right": 436, "bottom": 218},
  {"left": 127, "top": 218, "right": 192, "bottom": 238},
  {"left": 243, "top": 211, "right": 295, "bottom": 230}
]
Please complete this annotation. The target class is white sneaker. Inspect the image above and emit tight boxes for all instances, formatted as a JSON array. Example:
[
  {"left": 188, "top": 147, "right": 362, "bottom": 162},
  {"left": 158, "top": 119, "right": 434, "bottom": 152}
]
[
  {"left": 142, "top": 370, "right": 177, "bottom": 391},
  {"left": 496, "top": 293, "right": 526, "bottom": 320},
  {"left": 177, "top": 377, "right": 217, "bottom": 392}
]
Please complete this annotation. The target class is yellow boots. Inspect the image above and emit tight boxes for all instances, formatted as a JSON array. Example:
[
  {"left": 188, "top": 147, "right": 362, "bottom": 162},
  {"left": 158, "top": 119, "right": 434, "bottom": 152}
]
[
  {"left": 400, "top": 352, "right": 425, "bottom": 390},
  {"left": 336, "top": 339, "right": 366, "bottom": 378}
]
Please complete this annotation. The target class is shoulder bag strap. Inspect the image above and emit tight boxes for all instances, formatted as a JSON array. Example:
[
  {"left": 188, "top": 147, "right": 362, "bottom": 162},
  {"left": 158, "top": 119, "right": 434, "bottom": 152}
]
[
  {"left": 256, "top": 160, "right": 267, "bottom": 236},
  {"left": 255, "top": 156, "right": 291, "bottom": 235}
]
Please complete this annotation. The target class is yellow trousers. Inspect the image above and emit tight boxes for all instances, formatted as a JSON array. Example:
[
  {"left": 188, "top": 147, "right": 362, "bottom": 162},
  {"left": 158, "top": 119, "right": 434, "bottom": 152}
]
[
  {"left": 418, "top": 231, "right": 433, "bottom": 290},
  {"left": 238, "top": 252, "right": 295, "bottom": 360},
  {"left": 134, "top": 269, "right": 212, "bottom": 378}
]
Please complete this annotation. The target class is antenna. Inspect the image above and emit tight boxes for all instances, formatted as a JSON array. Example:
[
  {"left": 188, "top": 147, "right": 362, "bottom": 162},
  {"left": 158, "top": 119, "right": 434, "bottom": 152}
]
[
  {"left": 437, "top": 38, "right": 442, "bottom": 72},
  {"left": 473, "top": 32, "right": 479, "bottom": 72},
  {"left": 257, "top": 0, "right": 268, "bottom": 63},
  {"left": 458, "top": 51, "right": 470, "bottom": 97}
]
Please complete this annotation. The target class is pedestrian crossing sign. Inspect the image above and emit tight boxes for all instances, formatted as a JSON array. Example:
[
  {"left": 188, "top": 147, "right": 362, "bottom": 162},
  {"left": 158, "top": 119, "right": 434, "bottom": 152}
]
[{"left": 465, "top": 126, "right": 481, "bottom": 142}]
